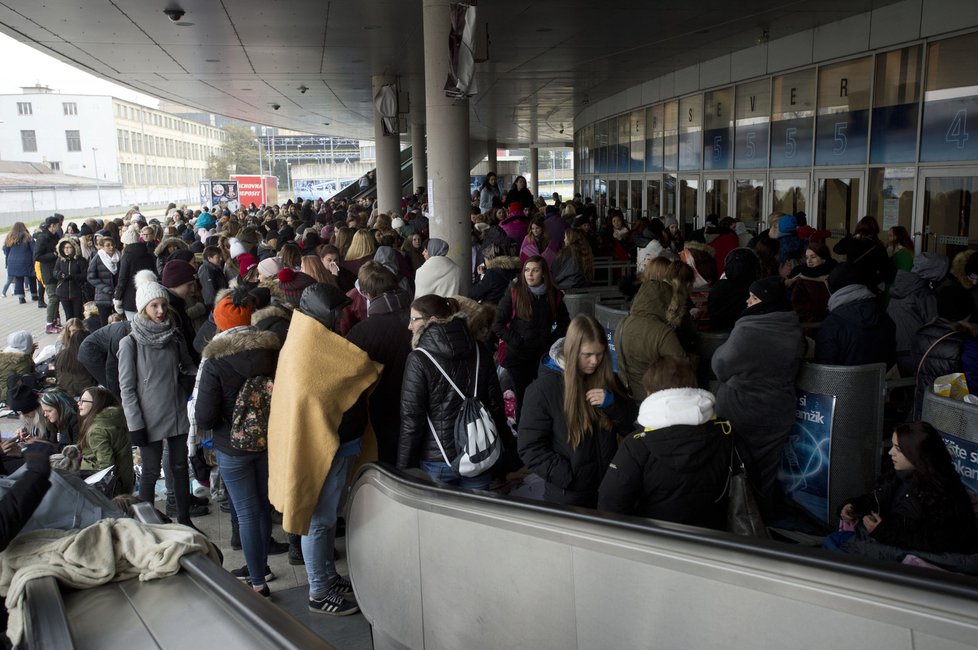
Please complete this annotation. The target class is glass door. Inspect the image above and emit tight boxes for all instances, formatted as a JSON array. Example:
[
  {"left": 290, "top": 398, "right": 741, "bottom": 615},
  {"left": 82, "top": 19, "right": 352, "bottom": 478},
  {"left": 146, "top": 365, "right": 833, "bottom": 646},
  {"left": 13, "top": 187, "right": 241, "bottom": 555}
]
[
  {"left": 646, "top": 176, "right": 661, "bottom": 219},
  {"left": 678, "top": 174, "right": 700, "bottom": 239},
  {"left": 916, "top": 169, "right": 978, "bottom": 258},
  {"left": 770, "top": 175, "right": 810, "bottom": 222},
  {"left": 704, "top": 174, "right": 732, "bottom": 221},
  {"left": 735, "top": 176, "right": 766, "bottom": 234},
  {"left": 630, "top": 179, "right": 643, "bottom": 222},
  {"left": 814, "top": 170, "right": 865, "bottom": 240}
]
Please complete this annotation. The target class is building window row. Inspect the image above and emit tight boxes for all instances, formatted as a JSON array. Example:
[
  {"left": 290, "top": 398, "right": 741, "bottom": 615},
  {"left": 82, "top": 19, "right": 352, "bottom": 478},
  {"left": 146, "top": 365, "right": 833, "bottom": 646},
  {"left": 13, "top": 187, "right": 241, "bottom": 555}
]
[
  {"left": 116, "top": 129, "right": 221, "bottom": 160},
  {"left": 119, "top": 162, "right": 201, "bottom": 187},
  {"left": 20, "top": 129, "right": 82, "bottom": 153},
  {"left": 113, "top": 103, "right": 223, "bottom": 140}
]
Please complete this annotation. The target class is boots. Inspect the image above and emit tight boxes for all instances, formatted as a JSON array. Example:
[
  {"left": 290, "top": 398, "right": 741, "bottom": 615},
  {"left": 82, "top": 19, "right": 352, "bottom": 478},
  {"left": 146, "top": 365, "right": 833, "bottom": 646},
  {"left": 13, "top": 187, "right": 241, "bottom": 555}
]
[
  {"left": 45, "top": 322, "right": 59, "bottom": 334},
  {"left": 230, "top": 519, "right": 241, "bottom": 550},
  {"left": 288, "top": 533, "right": 304, "bottom": 565}
]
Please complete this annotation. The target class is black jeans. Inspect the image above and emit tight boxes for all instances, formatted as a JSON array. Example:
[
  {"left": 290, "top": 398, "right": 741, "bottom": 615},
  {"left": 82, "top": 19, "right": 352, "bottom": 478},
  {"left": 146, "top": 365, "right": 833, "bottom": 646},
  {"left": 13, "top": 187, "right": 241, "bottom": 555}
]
[
  {"left": 139, "top": 434, "right": 192, "bottom": 523},
  {"left": 61, "top": 297, "right": 83, "bottom": 321}
]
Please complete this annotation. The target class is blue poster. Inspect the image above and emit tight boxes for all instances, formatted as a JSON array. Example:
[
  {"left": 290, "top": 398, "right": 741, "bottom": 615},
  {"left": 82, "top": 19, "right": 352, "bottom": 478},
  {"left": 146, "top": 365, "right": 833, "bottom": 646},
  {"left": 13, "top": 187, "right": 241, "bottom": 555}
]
[
  {"left": 734, "top": 123, "right": 770, "bottom": 169},
  {"left": 814, "top": 110, "right": 870, "bottom": 166},
  {"left": 770, "top": 117, "right": 814, "bottom": 168},
  {"left": 939, "top": 433, "right": 978, "bottom": 497},
  {"left": 920, "top": 95, "right": 978, "bottom": 162},
  {"left": 702, "top": 127, "right": 732, "bottom": 170},
  {"left": 779, "top": 389, "right": 836, "bottom": 522}
]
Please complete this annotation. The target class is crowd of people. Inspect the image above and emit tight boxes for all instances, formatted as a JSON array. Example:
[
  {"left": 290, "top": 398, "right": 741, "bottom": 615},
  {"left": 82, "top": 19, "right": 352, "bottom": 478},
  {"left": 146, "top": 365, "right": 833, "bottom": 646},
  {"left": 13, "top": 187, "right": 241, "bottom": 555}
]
[{"left": 0, "top": 176, "right": 977, "bottom": 611}]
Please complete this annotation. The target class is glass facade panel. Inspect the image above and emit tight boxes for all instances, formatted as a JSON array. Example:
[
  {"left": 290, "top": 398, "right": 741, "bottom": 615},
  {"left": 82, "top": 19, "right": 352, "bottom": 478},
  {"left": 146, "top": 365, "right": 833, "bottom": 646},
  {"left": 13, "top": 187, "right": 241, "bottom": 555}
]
[
  {"left": 608, "top": 118, "right": 619, "bottom": 174},
  {"left": 815, "top": 57, "right": 872, "bottom": 165},
  {"left": 867, "top": 167, "right": 915, "bottom": 234},
  {"left": 817, "top": 176, "right": 861, "bottom": 237},
  {"left": 679, "top": 95, "right": 703, "bottom": 170},
  {"left": 705, "top": 177, "right": 729, "bottom": 218},
  {"left": 703, "top": 88, "right": 734, "bottom": 169},
  {"left": 735, "top": 178, "right": 765, "bottom": 227},
  {"left": 871, "top": 46, "right": 922, "bottom": 163},
  {"left": 921, "top": 32, "right": 978, "bottom": 162},
  {"left": 735, "top": 79, "right": 771, "bottom": 169},
  {"left": 922, "top": 175, "right": 978, "bottom": 257},
  {"left": 596, "top": 120, "right": 609, "bottom": 173},
  {"left": 618, "top": 115, "right": 630, "bottom": 172},
  {"left": 663, "top": 173, "right": 677, "bottom": 218},
  {"left": 630, "top": 180, "right": 643, "bottom": 218},
  {"left": 608, "top": 180, "right": 618, "bottom": 209},
  {"left": 679, "top": 176, "right": 699, "bottom": 237},
  {"left": 647, "top": 177, "right": 661, "bottom": 218},
  {"left": 646, "top": 105, "right": 664, "bottom": 172},
  {"left": 771, "top": 70, "right": 816, "bottom": 167},
  {"left": 663, "top": 102, "right": 679, "bottom": 171},
  {"left": 630, "top": 110, "right": 645, "bottom": 173},
  {"left": 772, "top": 177, "right": 808, "bottom": 216}
]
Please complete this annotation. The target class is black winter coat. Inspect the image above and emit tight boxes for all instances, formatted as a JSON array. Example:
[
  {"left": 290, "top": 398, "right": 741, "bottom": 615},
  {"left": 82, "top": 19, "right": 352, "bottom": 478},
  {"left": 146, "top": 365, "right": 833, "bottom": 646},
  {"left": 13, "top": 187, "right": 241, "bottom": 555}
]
[
  {"left": 492, "top": 287, "right": 570, "bottom": 369},
  {"left": 910, "top": 320, "right": 968, "bottom": 420},
  {"left": 597, "top": 420, "right": 730, "bottom": 529},
  {"left": 114, "top": 243, "right": 156, "bottom": 311},
  {"left": 197, "top": 260, "right": 228, "bottom": 309},
  {"left": 166, "top": 291, "right": 201, "bottom": 365},
  {"left": 347, "top": 291, "right": 413, "bottom": 465},
  {"left": 0, "top": 460, "right": 51, "bottom": 552},
  {"left": 251, "top": 302, "right": 293, "bottom": 345},
  {"left": 518, "top": 359, "right": 635, "bottom": 507},
  {"left": 815, "top": 286, "right": 896, "bottom": 367},
  {"left": 195, "top": 328, "right": 281, "bottom": 456},
  {"left": 33, "top": 229, "right": 59, "bottom": 283},
  {"left": 87, "top": 254, "right": 117, "bottom": 305},
  {"left": 54, "top": 256, "right": 87, "bottom": 302},
  {"left": 469, "top": 256, "right": 521, "bottom": 305},
  {"left": 844, "top": 470, "right": 978, "bottom": 554},
  {"left": 76, "top": 321, "right": 132, "bottom": 399},
  {"left": 397, "top": 315, "right": 507, "bottom": 470}
]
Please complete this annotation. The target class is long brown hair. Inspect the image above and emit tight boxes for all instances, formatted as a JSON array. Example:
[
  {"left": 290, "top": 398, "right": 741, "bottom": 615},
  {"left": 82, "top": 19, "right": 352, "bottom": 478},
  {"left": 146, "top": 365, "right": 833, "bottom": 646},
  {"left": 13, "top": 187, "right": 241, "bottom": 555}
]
[
  {"left": 77, "top": 385, "right": 120, "bottom": 451},
  {"left": 300, "top": 254, "right": 336, "bottom": 286},
  {"left": 557, "top": 229, "right": 594, "bottom": 283},
  {"left": 514, "top": 256, "right": 559, "bottom": 321},
  {"left": 4, "top": 222, "right": 30, "bottom": 248},
  {"left": 563, "top": 315, "right": 615, "bottom": 450}
]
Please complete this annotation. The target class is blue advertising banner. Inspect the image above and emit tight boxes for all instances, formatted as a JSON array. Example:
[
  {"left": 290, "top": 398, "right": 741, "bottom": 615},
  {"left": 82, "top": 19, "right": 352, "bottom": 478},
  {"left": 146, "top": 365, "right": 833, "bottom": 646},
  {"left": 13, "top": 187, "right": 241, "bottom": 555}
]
[
  {"left": 679, "top": 131, "right": 703, "bottom": 170},
  {"left": 734, "top": 123, "right": 770, "bottom": 169},
  {"left": 815, "top": 110, "right": 869, "bottom": 166},
  {"left": 770, "top": 117, "right": 814, "bottom": 168},
  {"left": 870, "top": 104, "right": 919, "bottom": 164},
  {"left": 939, "top": 432, "right": 978, "bottom": 497},
  {"left": 779, "top": 389, "right": 836, "bottom": 522},
  {"left": 702, "top": 127, "right": 732, "bottom": 170},
  {"left": 920, "top": 95, "right": 978, "bottom": 162}
]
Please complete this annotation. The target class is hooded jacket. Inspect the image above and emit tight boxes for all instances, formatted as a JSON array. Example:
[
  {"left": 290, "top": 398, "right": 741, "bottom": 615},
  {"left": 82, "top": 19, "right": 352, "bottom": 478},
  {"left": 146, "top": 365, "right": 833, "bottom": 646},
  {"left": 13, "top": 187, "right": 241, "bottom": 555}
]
[
  {"left": 77, "top": 321, "right": 132, "bottom": 399},
  {"left": 195, "top": 327, "right": 281, "bottom": 456},
  {"left": 493, "top": 284, "right": 570, "bottom": 369},
  {"left": 87, "top": 249, "right": 119, "bottom": 305},
  {"left": 3, "top": 236, "right": 34, "bottom": 278},
  {"left": 597, "top": 388, "right": 730, "bottom": 529},
  {"left": 54, "top": 238, "right": 87, "bottom": 301},
  {"left": 347, "top": 289, "right": 413, "bottom": 465},
  {"left": 252, "top": 300, "right": 293, "bottom": 344},
  {"left": 910, "top": 319, "right": 969, "bottom": 420},
  {"left": 469, "top": 255, "right": 521, "bottom": 305},
  {"left": 815, "top": 284, "right": 896, "bottom": 367},
  {"left": 114, "top": 242, "right": 157, "bottom": 312},
  {"left": 397, "top": 313, "right": 507, "bottom": 470},
  {"left": 0, "top": 352, "right": 34, "bottom": 403},
  {"left": 79, "top": 406, "right": 135, "bottom": 494},
  {"left": 615, "top": 280, "right": 686, "bottom": 402},
  {"left": 712, "top": 307, "right": 804, "bottom": 429},
  {"left": 33, "top": 227, "right": 60, "bottom": 283},
  {"left": 154, "top": 237, "right": 190, "bottom": 278},
  {"left": 708, "top": 249, "right": 760, "bottom": 331},
  {"left": 415, "top": 251, "right": 462, "bottom": 299},
  {"left": 197, "top": 259, "right": 228, "bottom": 309},
  {"left": 786, "top": 260, "right": 836, "bottom": 324},
  {"left": 517, "top": 339, "right": 636, "bottom": 507},
  {"left": 887, "top": 253, "right": 948, "bottom": 355}
]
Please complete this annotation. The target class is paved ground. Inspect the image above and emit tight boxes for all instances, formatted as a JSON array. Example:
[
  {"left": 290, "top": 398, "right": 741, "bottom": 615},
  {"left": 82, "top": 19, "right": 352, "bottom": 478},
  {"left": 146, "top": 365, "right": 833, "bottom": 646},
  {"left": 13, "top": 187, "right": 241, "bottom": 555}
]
[{"left": 0, "top": 222, "right": 373, "bottom": 648}]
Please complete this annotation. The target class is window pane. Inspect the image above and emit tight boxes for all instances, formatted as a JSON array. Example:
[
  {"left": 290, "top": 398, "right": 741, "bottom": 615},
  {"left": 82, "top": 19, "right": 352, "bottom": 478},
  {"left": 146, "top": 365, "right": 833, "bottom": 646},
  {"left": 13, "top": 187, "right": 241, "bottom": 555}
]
[
  {"left": 21, "top": 130, "right": 36, "bottom": 153},
  {"left": 871, "top": 46, "right": 922, "bottom": 163},
  {"left": 735, "top": 80, "right": 771, "bottom": 169},
  {"left": 703, "top": 87, "right": 733, "bottom": 170},
  {"left": 65, "top": 130, "right": 81, "bottom": 152},
  {"left": 867, "top": 167, "right": 915, "bottom": 234},
  {"left": 617, "top": 115, "right": 630, "bottom": 172},
  {"left": 646, "top": 177, "right": 661, "bottom": 218},
  {"left": 815, "top": 56, "right": 872, "bottom": 165},
  {"left": 629, "top": 110, "right": 645, "bottom": 173},
  {"left": 679, "top": 95, "right": 703, "bottom": 170},
  {"left": 645, "top": 105, "right": 664, "bottom": 172},
  {"left": 663, "top": 101, "right": 679, "bottom": 171},
  {"left": 771, "top": 70, "right": 815, "bottom": 167},
  {"left": 921, "top": 32, "right": 978, "bottom": 162}
]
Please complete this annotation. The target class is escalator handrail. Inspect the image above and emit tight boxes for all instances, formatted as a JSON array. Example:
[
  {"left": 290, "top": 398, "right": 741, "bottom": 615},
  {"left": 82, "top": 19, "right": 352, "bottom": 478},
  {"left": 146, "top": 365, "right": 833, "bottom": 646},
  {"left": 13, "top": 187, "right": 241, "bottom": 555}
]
[
  {"left": 350, "top": 463, "right": 978, "bottom": 602},
  {"left": 23, "top": 576, "right": 76, "bottom": 649}
]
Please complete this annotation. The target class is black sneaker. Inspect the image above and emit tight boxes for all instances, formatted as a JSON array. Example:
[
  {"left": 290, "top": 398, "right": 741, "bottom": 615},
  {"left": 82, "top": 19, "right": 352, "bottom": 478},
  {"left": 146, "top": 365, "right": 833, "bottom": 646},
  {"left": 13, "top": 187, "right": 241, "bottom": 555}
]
[
  {"left": 231, "top": 564, "right": 275, "bottom": 582},
  {"left": 165, "top": 500, "right": 210, "bottom": 518},
  {"left": 190, "top": 494, "right": 210, "bottom": 506},
  {"left": 330, "top": 575, "right": 354, "bottom": 599},
  {"left": 253, "top": 584, "right": 271, "bottom": 598},
  {"left": 267, "top": 537, "right": 289, "bottom": 555},
  {"left": 308, "top": 588, "right": 358, "bottom": 616}
]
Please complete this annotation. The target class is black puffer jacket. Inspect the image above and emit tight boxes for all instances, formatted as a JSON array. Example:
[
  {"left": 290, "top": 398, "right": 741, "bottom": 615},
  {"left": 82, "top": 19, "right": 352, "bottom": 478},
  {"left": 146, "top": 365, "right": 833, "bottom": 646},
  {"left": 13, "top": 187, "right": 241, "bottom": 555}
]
[
  {"left": 33, "top": 228, "right": 59, "bottom": 284},
  {"left": 87, "top": 253, "right": 118, "bottom": 305},
  {"left": 54, "top": 239, "right": 87, "bottom": 302},
  {"left": 194, "top": 327, "right": 281, "bottom": 456},
  {"left": 397, "top": 314, "right": 507, "bottom": 470},
  {"left": 814, "top": 284, "right": 896, "bottom": 367},
  {"left": 252, "top": 301, "right": 293, "bottom": 344},
  {"left": 114, "top": 242, "right": 156, "bottom": 311},
  {"left": 910, "top": 319, "right": 968, "bottom": 420},
  {"left": 492, "top": 286, "right": 570, "bottom": 369},
  {"left": 76, "top": 321, "right": 132, "bottom": 399},
  {"left": 518, "top": 343, "right": 636, "bottom": 507},
  {"left": 469, "top": 255, "right": 521, "bottom": 305}
]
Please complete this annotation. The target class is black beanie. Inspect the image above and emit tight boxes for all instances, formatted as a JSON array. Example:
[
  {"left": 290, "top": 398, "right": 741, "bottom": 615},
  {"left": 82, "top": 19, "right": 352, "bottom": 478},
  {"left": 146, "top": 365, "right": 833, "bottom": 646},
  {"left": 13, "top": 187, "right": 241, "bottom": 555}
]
[
  {"left": 7, "top": 384, "right": 38, "bottom": 413},
  {"left": 748, "top": 275, "right": 786, "bottom": 305},
  {"left": 827, "top": 262, "right": 863, "bottom": 293}
]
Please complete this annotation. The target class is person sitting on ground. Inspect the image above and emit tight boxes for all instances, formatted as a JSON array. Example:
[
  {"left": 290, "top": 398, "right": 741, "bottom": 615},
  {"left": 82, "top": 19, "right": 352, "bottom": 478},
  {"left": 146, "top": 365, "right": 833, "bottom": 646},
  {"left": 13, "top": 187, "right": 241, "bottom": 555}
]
[
  {"left": 829, "top": 422, "right": 978, "bottom": 557},
  {"left": 53, "top": 329, "right": 95, "bottom": 397},
  {"left": 814, "top": 262, "right": 896, "bottom": 367},
  {"left": 597, "top": 356, "right": 730, "bottom": 529},
  {"left": 77, "top": 385, "right": 135, "bottom": 495},
  {"left": 37, "top": 387, "right": 79, "bottom": 450},
  {"left": 0, "top": 331, "right": 35, "bottom": 405}
]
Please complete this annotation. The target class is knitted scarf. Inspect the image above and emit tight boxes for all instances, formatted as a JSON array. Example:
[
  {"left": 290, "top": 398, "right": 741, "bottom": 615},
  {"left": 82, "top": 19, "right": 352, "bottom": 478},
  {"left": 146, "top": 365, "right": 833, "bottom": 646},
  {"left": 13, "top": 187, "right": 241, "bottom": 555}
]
[{"left": 130, "top": 316, "right": 177, "bottom": 348}]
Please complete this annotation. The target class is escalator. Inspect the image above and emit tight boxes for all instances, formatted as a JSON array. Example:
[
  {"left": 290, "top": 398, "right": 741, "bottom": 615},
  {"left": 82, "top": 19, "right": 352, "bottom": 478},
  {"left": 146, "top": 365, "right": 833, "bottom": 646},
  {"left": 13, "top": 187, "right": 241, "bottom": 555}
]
[
  {"left": 347, "top": 464, "right": 978, "bottom": 650},
  {"left": 328, "top": 147, "right": 415, "bottom": 204}
]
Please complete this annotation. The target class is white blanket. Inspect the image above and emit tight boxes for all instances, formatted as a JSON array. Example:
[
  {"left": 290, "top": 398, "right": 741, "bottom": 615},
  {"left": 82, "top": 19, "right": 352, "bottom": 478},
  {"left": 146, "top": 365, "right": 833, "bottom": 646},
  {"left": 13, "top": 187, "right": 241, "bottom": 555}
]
[{"left": 0, "top": 518, "right": 219, "bottom": 645}]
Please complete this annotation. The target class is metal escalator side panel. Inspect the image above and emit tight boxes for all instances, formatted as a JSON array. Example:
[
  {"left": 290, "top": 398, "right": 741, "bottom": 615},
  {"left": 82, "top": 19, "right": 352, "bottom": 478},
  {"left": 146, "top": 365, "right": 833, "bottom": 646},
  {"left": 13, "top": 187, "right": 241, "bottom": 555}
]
[{"left": 23, "top": 577, "right": 75, "bottom": 649}]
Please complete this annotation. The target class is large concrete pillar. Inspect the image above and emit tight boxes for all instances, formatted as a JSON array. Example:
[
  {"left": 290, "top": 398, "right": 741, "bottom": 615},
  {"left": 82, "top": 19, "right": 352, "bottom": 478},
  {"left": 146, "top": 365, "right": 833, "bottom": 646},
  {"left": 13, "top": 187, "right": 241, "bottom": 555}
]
[
  {"left": 372, "top": 74, "right": 403, "bottom": 213},
  {"left": 529, "top": 147, "right": 540, "bottom": 199},
  {"left": 487, "top": 138, "right": 497, "bottom": 170},
  {"left": 411, "top": 121, "right": 427, "bottom": 197},
  {"left": 423, "top": 0, "right": 471, "bottom": 292}
]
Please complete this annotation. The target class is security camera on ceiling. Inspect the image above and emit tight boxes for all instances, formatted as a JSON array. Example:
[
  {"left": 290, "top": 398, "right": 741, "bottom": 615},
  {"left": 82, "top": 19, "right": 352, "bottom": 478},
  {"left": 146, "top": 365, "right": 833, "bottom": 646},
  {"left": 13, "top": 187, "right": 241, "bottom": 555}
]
[
  {"left": 163, "top": 7, "right": 185, "bottom": 21},
  {"left": 271, "top": 103, "right": 281, "bottom": 110}
]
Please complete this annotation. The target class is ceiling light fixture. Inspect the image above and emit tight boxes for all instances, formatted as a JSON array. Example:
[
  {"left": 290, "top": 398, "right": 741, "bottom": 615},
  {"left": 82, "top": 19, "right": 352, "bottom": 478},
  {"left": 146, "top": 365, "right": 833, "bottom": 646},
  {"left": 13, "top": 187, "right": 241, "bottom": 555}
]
[{"left": 298, "top": 85, "right": 309, "bottom": 94}]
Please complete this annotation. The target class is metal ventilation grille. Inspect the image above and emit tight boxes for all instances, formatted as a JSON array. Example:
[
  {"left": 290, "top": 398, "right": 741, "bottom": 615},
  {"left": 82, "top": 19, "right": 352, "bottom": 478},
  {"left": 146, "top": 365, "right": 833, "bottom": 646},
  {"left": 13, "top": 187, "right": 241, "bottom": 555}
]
[{"left": 922, "top": 391, "right": 978, "bottom": 442}]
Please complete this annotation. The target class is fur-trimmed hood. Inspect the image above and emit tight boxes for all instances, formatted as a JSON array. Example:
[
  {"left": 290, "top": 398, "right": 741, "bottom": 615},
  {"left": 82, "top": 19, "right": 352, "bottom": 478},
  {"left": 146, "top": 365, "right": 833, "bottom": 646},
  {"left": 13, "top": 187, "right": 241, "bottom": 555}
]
[
  {"left": 950, "top": 250, "right": 975, "bottom": 288},
  {"left": 56, "top": 236, "right": 81, "bottom": 259},
  {"left": 411, "top": 311, "right": 470, "bottom": 352},
  {"left": 154, "top": 237, "right": 189, "bottom": 257},
  {"left": 252, "top": 302, "right": 293, "bottom": 326},
  {"left": 486, "top": 255, "right": 522, "bottom": 271},
  {"left": 682, "top": 240, "right": 716, "bottom": 257},
  {"left": 201, "top": 326, "right": 281, "bottom": 360}
]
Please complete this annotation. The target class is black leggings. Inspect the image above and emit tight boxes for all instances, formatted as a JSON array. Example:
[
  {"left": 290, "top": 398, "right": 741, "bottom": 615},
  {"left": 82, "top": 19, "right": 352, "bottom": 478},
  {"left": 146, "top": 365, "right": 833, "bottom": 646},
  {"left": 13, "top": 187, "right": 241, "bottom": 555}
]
[{"left": 139, "top": 435, "right": 192, "bottom": 523}]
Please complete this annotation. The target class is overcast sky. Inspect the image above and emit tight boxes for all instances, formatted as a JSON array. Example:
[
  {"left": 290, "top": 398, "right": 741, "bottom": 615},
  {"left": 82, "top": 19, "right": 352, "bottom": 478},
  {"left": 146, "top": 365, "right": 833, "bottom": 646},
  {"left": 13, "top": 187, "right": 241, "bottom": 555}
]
[{"left": 0, "top": 32, "right": 159, "bottom": 106}]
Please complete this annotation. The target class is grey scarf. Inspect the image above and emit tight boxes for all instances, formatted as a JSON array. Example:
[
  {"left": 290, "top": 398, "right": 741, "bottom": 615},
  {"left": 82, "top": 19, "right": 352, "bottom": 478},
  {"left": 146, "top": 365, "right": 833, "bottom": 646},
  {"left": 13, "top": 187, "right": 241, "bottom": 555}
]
[{"left": 130, "top": 316, "right": 177, "bottom": 348}]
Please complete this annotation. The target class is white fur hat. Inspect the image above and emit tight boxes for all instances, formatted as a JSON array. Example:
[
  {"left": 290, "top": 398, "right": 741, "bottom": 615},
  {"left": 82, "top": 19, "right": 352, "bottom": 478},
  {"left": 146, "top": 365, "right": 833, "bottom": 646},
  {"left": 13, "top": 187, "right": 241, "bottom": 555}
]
[
  {"left": 229, "top": 237, "right": 246, "bottom": 260},
  {"left": 134, "top": 269, "right": 168, "bottom": 314}
]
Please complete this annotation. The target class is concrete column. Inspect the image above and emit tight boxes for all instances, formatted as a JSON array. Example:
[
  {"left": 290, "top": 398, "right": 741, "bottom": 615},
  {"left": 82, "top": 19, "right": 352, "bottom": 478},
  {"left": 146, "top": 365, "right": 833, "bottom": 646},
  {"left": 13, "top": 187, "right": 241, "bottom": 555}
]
[
  {"left": 487, "top": 138, "right": 497, "bottom": 170},
  {"left": 372, "top": 74, "right": 402, "bottom": 213},
  {"left": 411, "top": 121, "right": 427, "bottom": 197},
  {"left": 423, "top": 0, "right": 471, "bottom": 292},
  {"left": 529, "top": 147, "right": 540, "bottom": 199}
]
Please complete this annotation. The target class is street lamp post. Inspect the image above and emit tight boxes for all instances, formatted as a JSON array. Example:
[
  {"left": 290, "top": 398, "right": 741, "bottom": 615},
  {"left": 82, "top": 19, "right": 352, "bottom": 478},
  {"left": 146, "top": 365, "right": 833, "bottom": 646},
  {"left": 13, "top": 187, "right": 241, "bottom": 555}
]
[
  {"left": 256, "top": 139, "right": 264, "bottom": 176},
  {"left": 91, "top": 147, "right": 103, "bottom": 217}
]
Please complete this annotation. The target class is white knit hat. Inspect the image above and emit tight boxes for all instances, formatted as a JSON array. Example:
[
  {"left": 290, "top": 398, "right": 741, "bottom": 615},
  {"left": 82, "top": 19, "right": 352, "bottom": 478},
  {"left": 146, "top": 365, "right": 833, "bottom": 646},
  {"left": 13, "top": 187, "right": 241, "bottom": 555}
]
[
  {"left": 134, "top": 269, "right": 168, "bottom": 314},
  {"left": 229, "top": 237, "right": 246, "bottom": 260},
  {"left": 121, "top": 226, "right": 140, "bottom": 246},
  {"left": 4, "top": 330, "right": 32, "bottom": 355}
]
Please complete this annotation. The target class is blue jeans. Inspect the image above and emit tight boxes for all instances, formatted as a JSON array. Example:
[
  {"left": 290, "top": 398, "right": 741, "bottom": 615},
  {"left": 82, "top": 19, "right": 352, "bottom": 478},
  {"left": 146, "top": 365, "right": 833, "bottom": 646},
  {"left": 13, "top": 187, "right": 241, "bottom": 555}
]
[
  {"left": 217, "top": 450, "right": 271, "bottom": 587},
  {"left": 421, "top": 460, "right": 492, "bottom": 490},
  {"left": 302, "top": 454, "right": 355, "bottom": 597}
]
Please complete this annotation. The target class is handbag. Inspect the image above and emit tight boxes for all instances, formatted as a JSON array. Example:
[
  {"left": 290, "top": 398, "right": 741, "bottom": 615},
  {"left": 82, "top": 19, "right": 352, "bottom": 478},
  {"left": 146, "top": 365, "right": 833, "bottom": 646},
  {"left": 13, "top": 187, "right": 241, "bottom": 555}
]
[{"left": 723, "top": 441, "right": 769, "bottom": 538}]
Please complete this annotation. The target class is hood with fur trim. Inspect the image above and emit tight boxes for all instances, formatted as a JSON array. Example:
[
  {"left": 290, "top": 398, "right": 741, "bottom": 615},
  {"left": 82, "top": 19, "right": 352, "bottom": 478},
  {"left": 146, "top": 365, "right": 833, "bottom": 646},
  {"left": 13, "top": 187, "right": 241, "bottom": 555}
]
[
  {"left": 411, "top": 311, "right": 471, "bottom": 352},
  {"left": 56, "top": 236, "right": 81, "bottom": 259},
  {"left": 154, "top": 236, "right": 189, "bottom": 257},
  {"left": 486, "top": 255, "right": 522, "bottom": 271},
  {"left": 637, "top": 388, "right": 716, "bottom": 429},
  {"left": 950, "top": 250, "right": 976, "bottom": 287},
  {"left": 251, "top": 302, "right": 293, "bottom": 326},
  {"left": 201, "top": 326, "right": 280, "bottom": 360}
]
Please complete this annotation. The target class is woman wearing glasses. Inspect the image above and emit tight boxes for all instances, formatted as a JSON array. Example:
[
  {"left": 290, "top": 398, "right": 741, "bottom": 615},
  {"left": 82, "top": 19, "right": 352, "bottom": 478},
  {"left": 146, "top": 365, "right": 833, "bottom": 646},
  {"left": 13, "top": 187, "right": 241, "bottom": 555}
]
[{"left": 77, "top": 385, "right": 135, "bottom": 495}]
